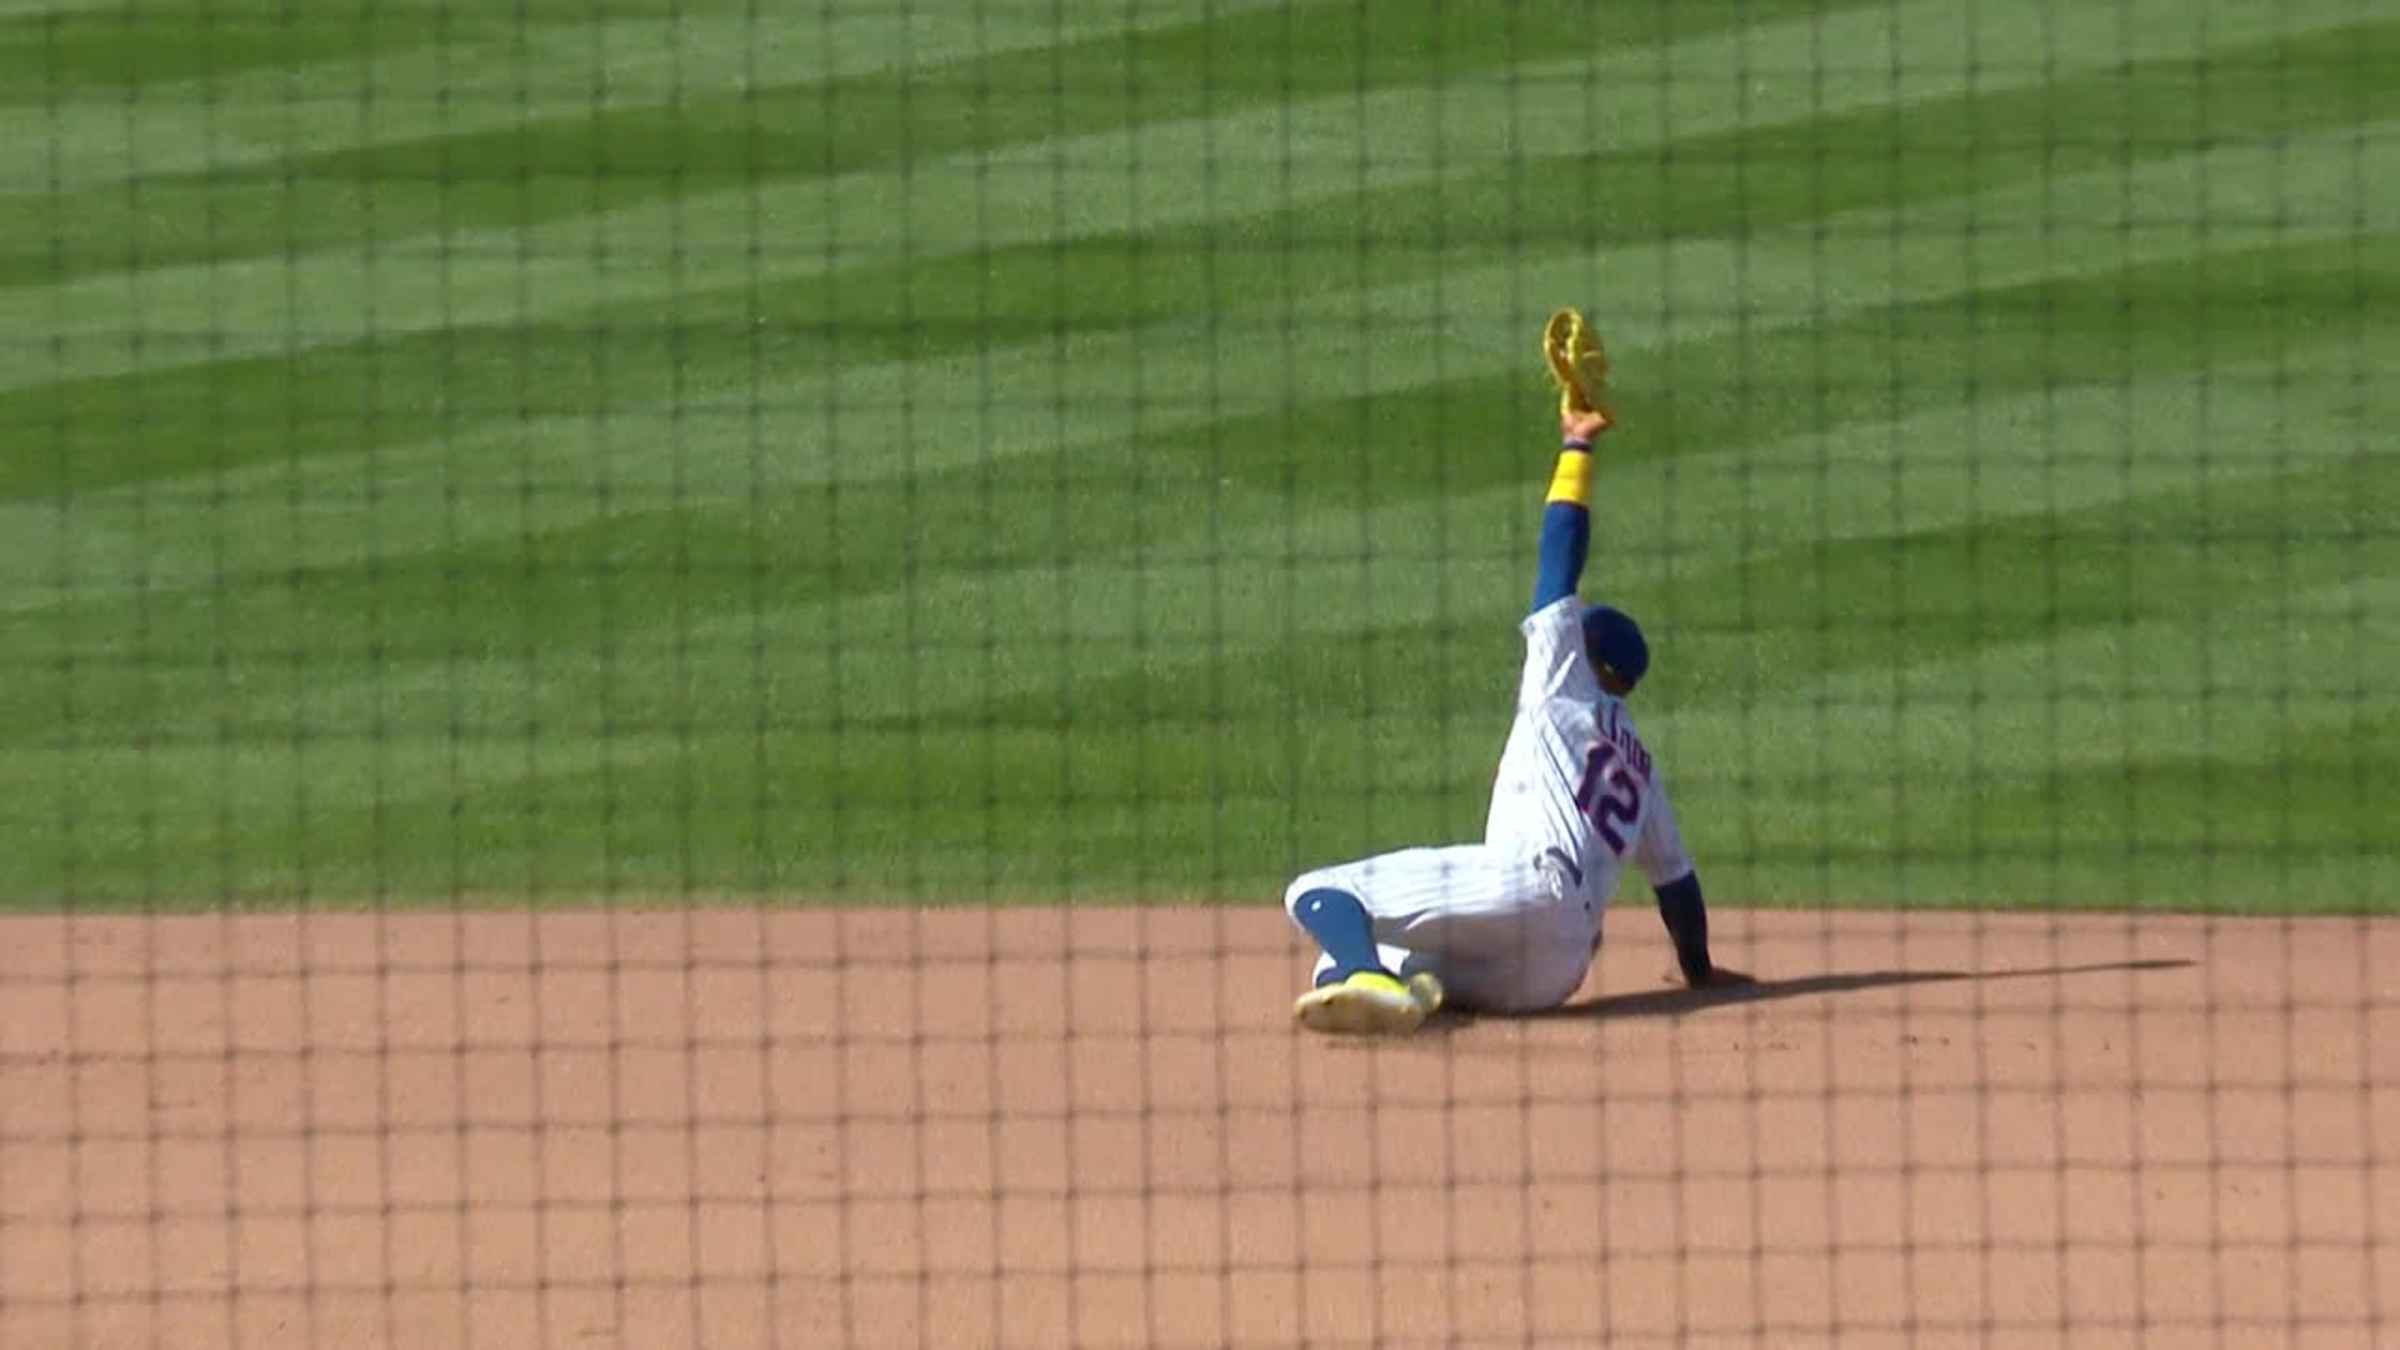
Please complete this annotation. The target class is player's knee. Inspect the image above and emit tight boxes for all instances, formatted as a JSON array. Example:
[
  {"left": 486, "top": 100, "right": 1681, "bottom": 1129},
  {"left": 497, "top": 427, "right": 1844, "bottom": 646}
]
[{"left": 1283, "top": 871, "right": 1346, "bottom": 918}]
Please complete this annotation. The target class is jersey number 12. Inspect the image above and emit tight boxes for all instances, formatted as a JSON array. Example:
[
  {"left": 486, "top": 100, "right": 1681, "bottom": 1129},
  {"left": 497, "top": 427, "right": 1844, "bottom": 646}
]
[{"left": 1574, "top": 742, "right": 1641, "bottom": 853}]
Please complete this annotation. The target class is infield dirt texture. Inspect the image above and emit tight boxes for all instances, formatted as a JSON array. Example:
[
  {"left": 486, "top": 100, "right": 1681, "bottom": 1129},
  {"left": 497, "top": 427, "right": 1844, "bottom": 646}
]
[
  {"left": 4, "top": 0, "right": 2397, "bottom": 1346},
  {"left": 4, "top": 908, "right": 2393, "bottom": 1348}
]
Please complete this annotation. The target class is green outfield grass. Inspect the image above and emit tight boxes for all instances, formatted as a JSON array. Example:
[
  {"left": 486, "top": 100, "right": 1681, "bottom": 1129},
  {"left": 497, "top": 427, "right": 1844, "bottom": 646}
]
[{"left": 1, "top": 0, "right": 2392, "bottom": 910}]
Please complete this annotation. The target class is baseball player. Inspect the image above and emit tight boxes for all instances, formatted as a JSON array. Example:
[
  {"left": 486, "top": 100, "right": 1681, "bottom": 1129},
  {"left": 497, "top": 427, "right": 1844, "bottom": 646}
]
[{"left": 1286, "top": 310, "right": 1749, "bottom": 1035}]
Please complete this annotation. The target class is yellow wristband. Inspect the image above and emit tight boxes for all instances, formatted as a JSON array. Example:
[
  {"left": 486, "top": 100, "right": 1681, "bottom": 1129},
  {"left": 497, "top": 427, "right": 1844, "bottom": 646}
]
[{"left": 1545, "top": 451, "right": 1593, "bottom": 506}]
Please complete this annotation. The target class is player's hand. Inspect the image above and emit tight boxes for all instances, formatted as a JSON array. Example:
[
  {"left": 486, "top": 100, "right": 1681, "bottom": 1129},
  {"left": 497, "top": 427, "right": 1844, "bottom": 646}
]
[
  {"left": 1561, "top": 408, "right": 1614, "bottom": 444},
  {"left": 1664, "top": 964, "right": 1754, "bottom": 990}
]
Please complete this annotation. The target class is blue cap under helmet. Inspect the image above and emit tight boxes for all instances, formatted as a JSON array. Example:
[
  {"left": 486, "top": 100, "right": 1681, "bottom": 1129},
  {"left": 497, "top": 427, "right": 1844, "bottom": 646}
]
[{"left": 1581, "top": 605, "right": 1649, "bottom": 689}]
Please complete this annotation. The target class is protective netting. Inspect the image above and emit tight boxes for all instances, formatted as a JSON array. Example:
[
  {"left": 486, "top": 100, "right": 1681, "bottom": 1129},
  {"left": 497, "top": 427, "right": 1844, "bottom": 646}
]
[{"left": 2, "top": 2, "right": 2391, "bottom": 1346}]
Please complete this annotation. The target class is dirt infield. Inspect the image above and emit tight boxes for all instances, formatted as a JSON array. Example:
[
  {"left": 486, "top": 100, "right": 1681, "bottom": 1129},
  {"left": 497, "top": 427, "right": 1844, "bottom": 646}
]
[{"left": 0, "top": 905, "right": 2391, "bottom": 1349}]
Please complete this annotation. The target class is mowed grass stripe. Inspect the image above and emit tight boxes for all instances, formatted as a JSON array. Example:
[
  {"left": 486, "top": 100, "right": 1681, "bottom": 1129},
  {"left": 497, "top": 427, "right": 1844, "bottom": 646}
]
[
  {"left": 0, "top": 0, "right": 1302, "bottom": 224},
  {"left": 5, "top": 4, "right": 2391, "bottom": 908},
  {"left": 0, "top": 0, "right": 1868, "bottom": 292},
  {"left": 25, "top": 720, "right": 2352, "bottom": 905},
  {"left": 6, "top": 223, "right": 2380, "bottom": 675},
  {"left": 12, "top": 560, "right": 2387, "bottom": 904},
  {"left": 7, "top": 339, "right": 2384, "bottom": 765},
  {"left": 3, "top": 218, "right": 2380, "bottom": 755},
  {"left": 26, "top": 543, "right": 2391, "bottom": 908},
  {"left": 238, "top": 24, "right": 2400, "bottom": 387},
  {"left": 8, "top": 0, "right": 2365, "bottom": 387},
  {"left": 13, "top": 21, "right": 2378, "bottom": 507},
  {"left": 9, "top": 111, "right": 2383, "bottom": 537},
  {"left": 785, "top": 121, "right": 2393, "bottom": 493},
  {"left": 808, "top": 437, "right": 2396, "bottom": 729},
  {"left": 15, "top": 628, "right": 2385, "bottom": 906},
  {"left": 53, "top": 420, "right": 2374, "bottom": 903},
  {"left": 0, "top": 0, "right": 1298, "bottom": 103},
  {"left": 9, "top": 212, "right": 2371, "bottom": 653},
  {"left": 1659, "top": 450, "right": 2397, "bottom": 697},
  {"left": 1669, "top": 588, "right": 2399, "bottom": 910},
  {"left": 1154, "top": 233, "right": 2391, "bottom": 497},
  {"left": 0, "top": 0, "right": 1911, "bottom": 398},
  {"left": 0, "top": 5, "right": 524, "bottom": 88}
]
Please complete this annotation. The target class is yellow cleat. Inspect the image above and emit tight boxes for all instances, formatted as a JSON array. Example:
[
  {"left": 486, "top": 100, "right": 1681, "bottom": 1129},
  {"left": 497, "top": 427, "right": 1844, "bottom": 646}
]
[
  {"left": 1542, "top": 307, "right": 1613, "bottom": 423},
  {"left": 1293, "top": 970, "right": 1445, "bottom": 1036}
]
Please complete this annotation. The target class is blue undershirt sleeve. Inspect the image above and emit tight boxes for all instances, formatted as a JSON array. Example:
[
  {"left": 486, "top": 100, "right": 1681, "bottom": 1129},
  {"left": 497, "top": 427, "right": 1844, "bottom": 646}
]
[
  {"left": 1531, "top": 500, "right": 1590, "bottom": 612},
  {"left": 1654, "top": 872, "right": 1713, "bottom": 983}
]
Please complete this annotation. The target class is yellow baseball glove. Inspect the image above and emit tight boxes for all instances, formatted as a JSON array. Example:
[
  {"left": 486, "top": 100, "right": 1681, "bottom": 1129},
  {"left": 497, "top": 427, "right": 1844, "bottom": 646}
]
[{"left": 1542, "top": 307, "right": 1612, "bottom": 423}]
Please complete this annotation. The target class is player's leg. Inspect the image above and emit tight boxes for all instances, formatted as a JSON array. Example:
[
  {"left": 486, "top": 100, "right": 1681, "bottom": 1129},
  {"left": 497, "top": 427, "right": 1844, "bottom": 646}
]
[
  {"left": 1284, "top": 845, "right": 1589, "bottom": 1028},
  {"left": 1287, "top": 884, "right": 1388, "bottom": 985},
  {"left": 1299, "top": 938, "right": 1420, "bottom": 992},
  {"left": 1449, "top": 906, "right": 1597, "bottom": 1013},
  {"left": 1367, "top": 848, "right": 1594, "bottom": 1012},
  {"left": 1282, "top": 853, "right": 1461, "bottom": 1034}
]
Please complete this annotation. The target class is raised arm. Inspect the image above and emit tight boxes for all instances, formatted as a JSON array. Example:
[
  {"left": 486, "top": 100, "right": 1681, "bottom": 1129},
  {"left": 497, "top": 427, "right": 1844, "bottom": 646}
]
[{"left": 1531, "top": 409, "right": 1611, "bottom": 612}]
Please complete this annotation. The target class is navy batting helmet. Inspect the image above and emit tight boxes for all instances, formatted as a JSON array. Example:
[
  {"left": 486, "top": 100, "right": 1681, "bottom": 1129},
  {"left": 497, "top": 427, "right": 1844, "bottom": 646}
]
[{"left": 1581, "top": 605, "right": 1649, "bottom": 690}]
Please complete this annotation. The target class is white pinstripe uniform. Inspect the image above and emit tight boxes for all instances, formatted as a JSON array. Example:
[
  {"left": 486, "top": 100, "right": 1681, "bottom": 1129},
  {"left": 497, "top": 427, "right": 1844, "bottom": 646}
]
[{"left": 1283, "top": 596, "right": 1694, "bottom": 1012}]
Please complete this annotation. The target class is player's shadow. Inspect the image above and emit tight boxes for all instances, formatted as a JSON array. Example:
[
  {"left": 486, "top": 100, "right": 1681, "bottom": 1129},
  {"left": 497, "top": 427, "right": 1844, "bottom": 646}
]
[{"left": 1514, "top": 957, "right": 2195, "bottom": 1023}]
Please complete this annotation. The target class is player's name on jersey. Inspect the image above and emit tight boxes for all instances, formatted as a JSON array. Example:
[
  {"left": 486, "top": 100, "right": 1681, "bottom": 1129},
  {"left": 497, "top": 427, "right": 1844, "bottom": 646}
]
[{"left": 1599, "top": 702, "right": 1653, "bottom": 783}]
